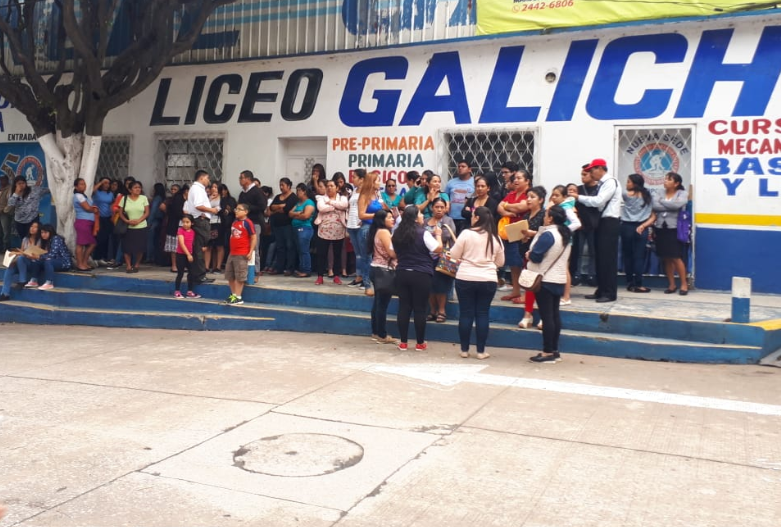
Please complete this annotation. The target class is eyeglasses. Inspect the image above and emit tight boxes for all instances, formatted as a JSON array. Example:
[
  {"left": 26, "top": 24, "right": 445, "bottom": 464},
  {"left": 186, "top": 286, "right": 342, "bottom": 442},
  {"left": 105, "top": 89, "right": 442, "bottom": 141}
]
[{"left": 386, "top": 184, "right": 396, "bottom": 187}]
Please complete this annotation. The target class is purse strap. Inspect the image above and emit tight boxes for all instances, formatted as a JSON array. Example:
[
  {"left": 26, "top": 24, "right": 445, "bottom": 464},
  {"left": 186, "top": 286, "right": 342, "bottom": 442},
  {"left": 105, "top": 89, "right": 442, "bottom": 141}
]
[
  {"left": 534, "top": 234, "right": 568, "bottom": 277},
  {"left": 441, "top": 222, "right": 457, "bottom": 249}
]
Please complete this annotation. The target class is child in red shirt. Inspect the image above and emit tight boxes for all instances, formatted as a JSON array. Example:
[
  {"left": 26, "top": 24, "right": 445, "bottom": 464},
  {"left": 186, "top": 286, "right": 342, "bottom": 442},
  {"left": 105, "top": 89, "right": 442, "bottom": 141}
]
[
  {"left": 224, "top": 204, "right": 256, "bottom": 305},
  {"left": 175, "top": 215, "right": 201, "bottom": 299}
]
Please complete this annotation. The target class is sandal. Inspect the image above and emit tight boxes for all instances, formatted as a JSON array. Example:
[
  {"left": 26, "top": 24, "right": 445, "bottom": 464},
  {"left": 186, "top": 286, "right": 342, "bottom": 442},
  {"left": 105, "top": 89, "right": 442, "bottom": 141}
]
[
  {"left": 512, "top": 296, "right": 525, "bottom": 304},
  {"left": 435, "top": 313, "right": 447, "bottom": 323},
  {"left": 500, "top": 294, "right": 520, "bottom": 301},
  {"left": 426, "top": 313, "right": 437, "bottom": 322}
]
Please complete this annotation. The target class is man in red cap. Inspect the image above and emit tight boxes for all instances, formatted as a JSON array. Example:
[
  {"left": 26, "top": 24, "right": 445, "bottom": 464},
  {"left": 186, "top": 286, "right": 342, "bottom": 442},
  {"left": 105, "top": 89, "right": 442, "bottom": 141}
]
[{"left": 568, "top": 158, "right": 622, "bottom": 302}]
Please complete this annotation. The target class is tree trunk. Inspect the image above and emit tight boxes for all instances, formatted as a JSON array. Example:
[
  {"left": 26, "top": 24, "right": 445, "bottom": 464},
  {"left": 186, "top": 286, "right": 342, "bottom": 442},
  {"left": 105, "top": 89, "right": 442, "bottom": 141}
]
[{"left": 38, "top": 133, "right": 102, "bottom": 250}]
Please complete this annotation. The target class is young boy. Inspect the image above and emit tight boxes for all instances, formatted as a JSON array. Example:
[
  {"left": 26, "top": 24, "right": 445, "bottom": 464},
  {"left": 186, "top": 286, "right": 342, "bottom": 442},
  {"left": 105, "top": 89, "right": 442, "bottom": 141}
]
[{"left": 224, "top": 203, "right": 256, "bottom": 305}]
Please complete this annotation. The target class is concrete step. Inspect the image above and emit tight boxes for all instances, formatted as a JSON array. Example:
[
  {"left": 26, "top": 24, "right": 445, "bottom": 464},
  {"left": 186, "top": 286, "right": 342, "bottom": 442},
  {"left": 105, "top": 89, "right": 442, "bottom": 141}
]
[
  {"left": 0, "top": 291, "right": 764, "bottom": 364},
  {"left": 41, "top": 272, "right": 772, "bottom": 348}
]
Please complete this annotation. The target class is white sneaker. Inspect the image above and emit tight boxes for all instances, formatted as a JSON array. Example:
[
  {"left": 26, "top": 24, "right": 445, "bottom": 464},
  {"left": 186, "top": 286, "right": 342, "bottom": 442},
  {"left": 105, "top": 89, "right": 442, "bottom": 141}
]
[
  {"left": 24, "top": 281, "right": 39, "bottom": 288},
  {"left": 518, "top": 315, "right": 533, "bottom": 329},
  {"left": 38, "top": 282, "right": 54, "bottom": 290},
  {"left": 497, "top": 284, "right": 512, "bottom": 292},
  {"left": 560, "top": 299, "right": 572, "bottom": 306}
]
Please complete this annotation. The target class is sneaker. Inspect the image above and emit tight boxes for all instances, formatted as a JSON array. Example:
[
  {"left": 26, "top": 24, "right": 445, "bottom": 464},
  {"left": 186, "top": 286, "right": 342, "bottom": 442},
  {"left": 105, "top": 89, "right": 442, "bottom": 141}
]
[
  {"left": 476, "top": 352, "right": 491, "bottom": 360},
  {"left": 529, "top": 352, "right": 561, "bottom": 363},
  {"left": 38, "top": 282, "right": 54, "bottom": 290},
  {"left": 371, "top": 334, "right": 379, "bottom": 341},
  {"left": 518, "top": 315, "right": 533, "bottom": 329},
  {"left": 376, "top": 335, "right": 397, "bottom": 345},
  {"left": 186, "top": 291, "right": 202, "bottom": 299},
  {"left": 397, "top": 342, "right": 408, "bottom": 351},
  {"left": 174, "top": 291, "right": 184, "bottom": 298},
  {"left": 497, "top": 284, "right": 512, "bottom": 292},
  {"left": 537, "top": 321, "right": 543, "bottom": 330},
  {"left": 227, "top": 295, "right": 244, "bottom": 305},
  {"left": 559, "top": 299, "right": 572, "bottom": 306},
  {"left": 97, "top": 259, "right": 108, "bottom": 267},
  {"left": 347, "top": 279, "right": 363, "bottom": 288},
  {"left": 415, "top": 342, "right": 428, "bottom": 351},
  {"left": 224, "top": 294, "right": 236, "bottom": 303},
  {"left": 459, "top": 351, "right": 469, "bottom": 359},
  {"left": 333, "top": 276, "right": 342, "bottom": 285},
  {"left": 25, "top": 280, "right": 39, "bottom": 288},
  {"left": 314, "top": 276, "right": 324, "bottom": 285}
]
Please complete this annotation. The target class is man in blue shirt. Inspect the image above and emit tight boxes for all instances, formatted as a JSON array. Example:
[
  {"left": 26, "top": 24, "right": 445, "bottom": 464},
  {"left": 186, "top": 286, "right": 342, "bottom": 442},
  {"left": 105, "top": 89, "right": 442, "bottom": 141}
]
[{"left": 445, "top": 159, "right": 474, "bottom": 234}]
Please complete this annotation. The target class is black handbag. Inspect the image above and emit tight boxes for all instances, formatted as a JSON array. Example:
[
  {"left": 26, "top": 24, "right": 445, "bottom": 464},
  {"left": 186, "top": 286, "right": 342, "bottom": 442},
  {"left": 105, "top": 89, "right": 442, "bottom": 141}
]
[
  {"left": 373, "top": 266, "right": 397, "bottom": 296},
  {"left": 114, "top": 197, "right": 129, "bottom": 237}
]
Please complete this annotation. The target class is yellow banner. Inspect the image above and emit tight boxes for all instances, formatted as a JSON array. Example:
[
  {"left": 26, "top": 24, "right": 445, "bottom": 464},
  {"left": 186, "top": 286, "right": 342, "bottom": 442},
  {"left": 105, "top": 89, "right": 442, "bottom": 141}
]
[{"left": 476, "top": 0, "right": 779, "bottom": 36}]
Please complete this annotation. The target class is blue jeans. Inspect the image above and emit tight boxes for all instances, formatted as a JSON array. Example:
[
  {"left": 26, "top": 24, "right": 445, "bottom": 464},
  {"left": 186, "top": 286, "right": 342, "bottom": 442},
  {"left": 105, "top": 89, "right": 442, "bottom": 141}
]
[
  {"left": 1, "top": 263, "right": 22, "bottom": 296},
  {"left": 357, "top": 223, "right": 372, "bottom": 287},
  {"left": 620, "top": 221, "right": 649, "bottom": 288},
  {"left": 295, "top": 226, "right": 313, "bottom": 273},
  {"left": 18, "top": 256, "right": 69, "bottom": 284},
  {"left": 347, "top": 227, "right": 364, "bottom": 281},
  {"left": 370, "top": 267, "right": 393, "bottom": 338},
  {"left": 272, "top": 224, "right": 297, "bottom": 273},
  {"left": 455, "top": 279, "right": 497, "bottom": 353}
]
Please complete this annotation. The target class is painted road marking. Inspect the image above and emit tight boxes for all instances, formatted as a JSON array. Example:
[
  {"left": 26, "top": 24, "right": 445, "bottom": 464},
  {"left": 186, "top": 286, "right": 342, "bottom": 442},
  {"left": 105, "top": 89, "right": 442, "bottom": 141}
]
[{"left": 365, "top": 364, "right": 781, "bottom": 417}]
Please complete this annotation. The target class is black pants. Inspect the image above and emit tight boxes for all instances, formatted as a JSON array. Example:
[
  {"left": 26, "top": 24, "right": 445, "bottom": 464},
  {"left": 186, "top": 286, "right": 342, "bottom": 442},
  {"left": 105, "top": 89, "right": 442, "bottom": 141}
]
[
  {"left": 620, "top": 221, "right": 648, "bottom": 288},
  {"left": 396, "top": 269, "right": 432, "bottom": 345},
  {"left": 175, "top": 253, "right": 194, "bottom": 291},
  {"left": 95, "top": 217, "right": 114, "bottom": 260},
  {"left": 370, "top": 268, "right": 393, "bottom": 338},
  {"left": 192, "top": 217, "right": 211, "bottom": 282},
  {"left": 316, "top": 237, "right": 343, "bottom": 277},
  {"left": 595, "top": 217, "right": 620, "bottom": 300},
  {"left": 536, "top": 286, "right": 562, "bottom": 353}
]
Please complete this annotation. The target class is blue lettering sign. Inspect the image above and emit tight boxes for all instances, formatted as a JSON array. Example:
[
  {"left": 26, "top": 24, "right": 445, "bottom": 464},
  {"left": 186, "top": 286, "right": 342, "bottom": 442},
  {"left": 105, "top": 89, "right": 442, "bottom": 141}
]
[
  {"left": 480, "top": 46, "right": 540, "bottom": 124},
  {"left": 735, "top": 157, "right": 764, "bottom": 176},
  {"left": 759, "top": 179, "right": 779, "bottom": 197},
  {"left": 547, "top": 40, "right": 598, "bottom": 122},
  {"left": 704, "top": 158, "right": 730, "bottom": 175},
  {"left": 399, "top": 51, "right": 470, "bottom": 126},
  {"left": 721, "top": 178, "right": 744, "bottom": 195},
  {"left": 586, "top": 34, "right": 687, "bottom": 120},
  {"left": 339, "top": 57, "right": 408, "bottom": 127},
  {"left": 676, "top": 27, "right": 781, "bottom": 118}
]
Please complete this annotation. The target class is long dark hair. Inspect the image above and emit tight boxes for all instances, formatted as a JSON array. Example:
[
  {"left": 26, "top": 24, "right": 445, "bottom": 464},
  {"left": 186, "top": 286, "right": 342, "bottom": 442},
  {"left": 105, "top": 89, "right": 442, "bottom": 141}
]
[
  {"left": 26, "top": 220, "right": 41, "bottom": 245},
  {"left": 153, "top": 182, "right": 166, "bottom": 200},
  {"left": 39, "top": 223, "right": 57, "bottom": 251},
  {"left": 392, "top": 205, "right": 421, "bottom": 250},
  {"left": 471, "top": 206, "right": 499, "bottom": 257},
  {"left": 13, "top": 176, "right": 31, "bottom": 199},
  {"left": 547, "top": 205, "right": 572, "bottom": 246},
  {"left": 367, "top": 209, "right": 390, "bottom": 256},
  {"left": 627, "top": 174, "right": 651, "bottom": 205}
]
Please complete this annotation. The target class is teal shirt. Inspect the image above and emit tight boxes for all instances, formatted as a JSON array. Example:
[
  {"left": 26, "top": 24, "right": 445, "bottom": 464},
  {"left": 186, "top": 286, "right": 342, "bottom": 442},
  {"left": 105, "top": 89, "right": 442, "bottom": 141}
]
[
  {"left": 382, "top": 192, "right": 401, "bottom": 208},
  {"left": 415, "top": 191, "right": 449, "bottom": 219},
  {"left": 291, "top": 199, "right": 315, "bottom": 228}
]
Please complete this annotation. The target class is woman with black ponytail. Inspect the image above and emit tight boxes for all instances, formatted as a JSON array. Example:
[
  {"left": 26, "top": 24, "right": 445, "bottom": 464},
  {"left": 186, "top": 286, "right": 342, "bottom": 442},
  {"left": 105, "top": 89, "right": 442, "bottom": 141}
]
[
  {"left": 620, "top": 174, "right": 655, "bottom": 293},
  {"left": 524, "top": 205, "right": 571, "bottom": 364}
]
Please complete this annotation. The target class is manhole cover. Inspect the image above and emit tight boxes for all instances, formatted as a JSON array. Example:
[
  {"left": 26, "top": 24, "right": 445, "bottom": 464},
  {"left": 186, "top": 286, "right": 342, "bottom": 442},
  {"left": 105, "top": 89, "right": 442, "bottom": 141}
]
[{"left": 233, "top": 433, "right": 364, "bottom": 477}]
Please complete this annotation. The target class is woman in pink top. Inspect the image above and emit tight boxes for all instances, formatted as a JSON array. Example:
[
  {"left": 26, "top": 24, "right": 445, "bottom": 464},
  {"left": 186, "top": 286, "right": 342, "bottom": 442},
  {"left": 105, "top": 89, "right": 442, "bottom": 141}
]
[
  {"left": 449, "top": 206, "right": 505, "bottom": 359},
  {"left": 367, "top": 209, "right": 397, "bottom": 344}
]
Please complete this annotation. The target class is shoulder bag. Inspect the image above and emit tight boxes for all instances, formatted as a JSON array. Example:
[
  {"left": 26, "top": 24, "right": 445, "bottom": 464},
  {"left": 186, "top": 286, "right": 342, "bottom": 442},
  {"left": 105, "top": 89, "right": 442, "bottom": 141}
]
[
  {"left": 519, "top": 242, "right": 568, "bottom": 293},
  {"left": 435, "top": 223, "right": 460, "bottom": 278},
  {"left": 113, "top": 196, "right": 129, "bottom": 237}
]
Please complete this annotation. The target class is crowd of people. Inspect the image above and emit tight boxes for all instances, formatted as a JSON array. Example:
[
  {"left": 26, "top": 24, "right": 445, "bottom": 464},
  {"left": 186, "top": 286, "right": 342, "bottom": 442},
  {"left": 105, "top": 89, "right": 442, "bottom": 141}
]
[{"left": 0, "top": 158, "right": 691, "bottom": 362}]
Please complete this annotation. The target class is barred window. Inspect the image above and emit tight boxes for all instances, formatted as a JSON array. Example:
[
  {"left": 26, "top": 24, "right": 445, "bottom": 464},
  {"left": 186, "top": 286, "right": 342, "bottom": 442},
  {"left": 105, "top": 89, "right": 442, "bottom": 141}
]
[
  {"left": 440, "top": 129, "right": 536, "bottom": 180},
  {"left": 96, "top": 136, "right": 131, "bottom": 182},
  {"left": 156, "top": 134, "right": 225, "bottom": 189}
]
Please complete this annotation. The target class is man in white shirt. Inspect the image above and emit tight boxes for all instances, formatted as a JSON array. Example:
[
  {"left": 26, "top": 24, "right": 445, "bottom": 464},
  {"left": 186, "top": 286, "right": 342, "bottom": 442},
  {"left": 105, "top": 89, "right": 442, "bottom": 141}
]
[
  {"left": 187, "top": 169, "right": 219, "bottom": 284},
  {"left": 568, "top": 158, "right": 621, "bottom": 303}
]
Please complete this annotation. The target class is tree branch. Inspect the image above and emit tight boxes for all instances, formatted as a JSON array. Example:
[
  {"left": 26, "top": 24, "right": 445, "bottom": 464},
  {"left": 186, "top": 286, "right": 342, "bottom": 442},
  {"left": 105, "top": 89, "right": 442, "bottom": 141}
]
[{"left": 61, "top": 0, "right": 105, "bottom": 100}]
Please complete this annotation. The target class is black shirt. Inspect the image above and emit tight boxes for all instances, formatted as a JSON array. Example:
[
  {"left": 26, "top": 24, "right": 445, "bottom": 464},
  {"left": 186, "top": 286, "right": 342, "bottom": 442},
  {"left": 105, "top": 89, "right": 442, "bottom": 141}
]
[{"left": 238, "top": 185, "right": 267, "bottom": 225}]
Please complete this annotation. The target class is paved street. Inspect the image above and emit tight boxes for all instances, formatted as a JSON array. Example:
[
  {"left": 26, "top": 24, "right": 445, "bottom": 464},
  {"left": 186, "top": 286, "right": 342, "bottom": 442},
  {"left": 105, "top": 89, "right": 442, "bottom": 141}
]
[{"left": 1, "top": 324, "right": 780, "bottom": 527}]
